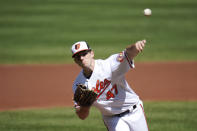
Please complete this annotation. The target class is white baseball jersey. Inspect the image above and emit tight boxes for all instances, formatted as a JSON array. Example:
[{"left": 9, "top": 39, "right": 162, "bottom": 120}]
[{"left": 72, "top": 51, "right": 140, "bottom": 116}]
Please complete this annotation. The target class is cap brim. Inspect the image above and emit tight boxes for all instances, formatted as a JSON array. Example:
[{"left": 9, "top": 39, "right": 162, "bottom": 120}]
[{"left": 72, "top": 49, "right": 90, "bottom": 57}]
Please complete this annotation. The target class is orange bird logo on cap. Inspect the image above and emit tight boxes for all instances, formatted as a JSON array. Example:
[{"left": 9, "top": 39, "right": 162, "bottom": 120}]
[{"left": 75, "top": 43, "right": 80, "bottom": 50}]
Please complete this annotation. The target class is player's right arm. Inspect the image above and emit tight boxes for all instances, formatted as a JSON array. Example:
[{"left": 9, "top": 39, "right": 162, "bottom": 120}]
[
  {"left": 106, "top": 40, "right": 146, "bottom": 78},
  {"left": 125, "top": 40, "right": 146, "bottom": 60},
  {"left": 75, "top": 105, "right": 90, "bottom": 120}
]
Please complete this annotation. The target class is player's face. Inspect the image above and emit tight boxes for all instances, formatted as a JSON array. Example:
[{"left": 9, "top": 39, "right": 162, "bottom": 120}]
[{"left": 73, "top": 50, "right": 94, "bottom": 69}]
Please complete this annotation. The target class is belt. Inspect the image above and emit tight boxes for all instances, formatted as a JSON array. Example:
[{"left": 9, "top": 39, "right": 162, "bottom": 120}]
[{"left": 114, "top": 105, "right": 137, "bottom": 117}]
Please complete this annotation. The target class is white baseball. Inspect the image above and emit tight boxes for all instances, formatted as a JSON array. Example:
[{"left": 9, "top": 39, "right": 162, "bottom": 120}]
[{"left": 144, "top": 8, "right": 152, "bottom": 16}]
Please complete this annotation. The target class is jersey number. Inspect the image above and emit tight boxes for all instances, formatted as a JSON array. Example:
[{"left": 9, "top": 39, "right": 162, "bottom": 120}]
[{"left": 106, "top": 84, "right": 118, "bottom": 100}]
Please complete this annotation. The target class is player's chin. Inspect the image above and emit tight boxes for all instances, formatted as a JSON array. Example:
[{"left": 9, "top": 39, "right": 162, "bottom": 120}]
[
  {"left": 79, "top": 63, "right": 86, "bottom": 68},
  {"left": 82, "top": 64, "right": 91, "bottom": 69}
]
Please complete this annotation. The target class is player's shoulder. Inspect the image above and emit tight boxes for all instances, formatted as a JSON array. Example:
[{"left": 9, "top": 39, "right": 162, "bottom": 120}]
[
  {"left": 72, "top": 71, "right": 86, "bottom": 92},
  {"left": 95, "top": 52, "right": 126, "bottom": 69},
  {"left": 74, "top": 71, "right": 86, "bottom": 84},
  {"left": 104, "top": 52, "right": 124, "bottom": 64},
  {"left": 96, "top": 53, "right": 120, "bottom": 63}
]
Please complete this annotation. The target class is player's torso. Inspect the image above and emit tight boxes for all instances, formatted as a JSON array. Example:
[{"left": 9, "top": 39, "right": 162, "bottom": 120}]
[
  {"left": 73, "top": 56, "right": 139, "bottom": 116},
  {"left": 87, "top": 60, "right": 113, "bottom": 101},
  {"left": 87, "top": 60, "right": 139, "bottom": 116}
]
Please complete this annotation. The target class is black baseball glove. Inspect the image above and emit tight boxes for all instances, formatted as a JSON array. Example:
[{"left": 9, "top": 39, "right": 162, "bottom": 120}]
[{"left": 74, "top": 84, "right": 98, "bottom": 107}]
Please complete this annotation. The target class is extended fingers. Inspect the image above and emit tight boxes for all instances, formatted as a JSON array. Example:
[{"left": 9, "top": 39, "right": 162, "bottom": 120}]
[{"left": 136, "top": 40, "right": 146, "bottom": 52}]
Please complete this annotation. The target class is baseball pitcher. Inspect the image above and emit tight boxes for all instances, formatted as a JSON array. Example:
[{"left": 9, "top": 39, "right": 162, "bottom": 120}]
[{"left": 71, "top": 40, "right": 149, "bottom": 131}]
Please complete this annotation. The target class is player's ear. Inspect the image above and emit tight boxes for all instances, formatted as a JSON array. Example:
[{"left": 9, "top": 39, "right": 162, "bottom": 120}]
[{"left": 90, "top": 50, "right": 94, "bottom": 58}]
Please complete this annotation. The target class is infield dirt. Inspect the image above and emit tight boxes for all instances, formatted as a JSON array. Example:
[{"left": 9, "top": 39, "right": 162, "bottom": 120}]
[{"left": 0, "top": 62, "right": 197, "bottom": 110}]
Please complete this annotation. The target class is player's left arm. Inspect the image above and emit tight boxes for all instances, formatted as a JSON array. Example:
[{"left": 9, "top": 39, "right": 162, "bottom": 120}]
[{"left": 125, "top": 40, "right": 146, "bottom": 60}]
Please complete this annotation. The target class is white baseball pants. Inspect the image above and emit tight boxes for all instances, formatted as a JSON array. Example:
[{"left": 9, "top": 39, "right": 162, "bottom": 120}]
[{"left": 103, "top": 100, "right": 149, "bottom": 131}]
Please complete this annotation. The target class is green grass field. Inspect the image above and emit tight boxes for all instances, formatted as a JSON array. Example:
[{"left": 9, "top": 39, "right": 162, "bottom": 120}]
[
  {"left": 0, "top": 0, "right": 197, "bottom": 64},
  {"left": 0, "top": 101, "right": 197, "bottom": 131}
]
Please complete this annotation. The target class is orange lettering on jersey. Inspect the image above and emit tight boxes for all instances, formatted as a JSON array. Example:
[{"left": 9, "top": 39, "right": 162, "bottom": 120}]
[
  {"left": 95, "top": 79, "right": 111, "bottom": 94},
  {"left": 96, "top": 78, "right": 111, "bottom": 98},
  {"left": 106, "top": 84, "right": 118, "bottom": 100},
  {"left": 106, "top": 90, "right": 114, "bottom": 100},
  {"left": 104, "top": 79, "right": 110, "bottom": 88},
  {"left": 111, "top": 84, "right": 118, "bottom": 94},
  {"left": 95, "top": 80, "right": 100, "bottom": 93},
  {"left": 95, "top": 79, "right": 119, "bottom": 100},
  {"left": 100, "top": 81, "right": 104, "bottom": 90}
]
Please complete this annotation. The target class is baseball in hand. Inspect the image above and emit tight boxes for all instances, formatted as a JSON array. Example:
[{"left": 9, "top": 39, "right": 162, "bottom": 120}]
[{"left": 144, "top": 8, "right": 152, "bottom": 16}]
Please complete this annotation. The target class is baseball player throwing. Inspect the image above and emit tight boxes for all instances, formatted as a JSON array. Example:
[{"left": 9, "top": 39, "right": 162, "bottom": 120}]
[{"left": 71, "top": 40, "right": 149, "bottom": 131}]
